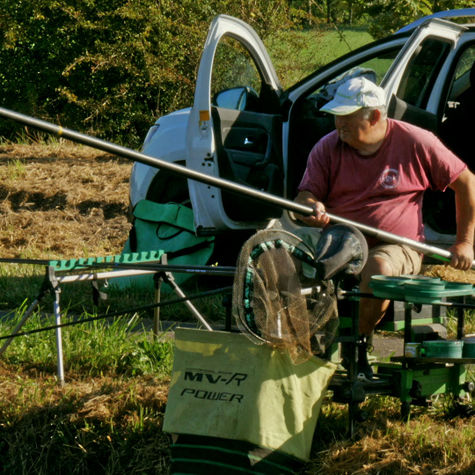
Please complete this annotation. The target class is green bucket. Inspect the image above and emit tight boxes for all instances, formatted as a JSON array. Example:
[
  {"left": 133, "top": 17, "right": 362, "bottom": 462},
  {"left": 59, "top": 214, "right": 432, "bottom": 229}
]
[
  {"left": 462, "top": 336, "right": 475, "bottom": 358},
  {"left": 420, "top": 340, "right": 463, "bottom": 358}
]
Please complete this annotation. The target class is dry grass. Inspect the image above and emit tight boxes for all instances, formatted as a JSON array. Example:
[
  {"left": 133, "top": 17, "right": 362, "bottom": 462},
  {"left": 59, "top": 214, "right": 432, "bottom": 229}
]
[
  {"left": 0, "top": 360, "right": 170, "bottom": 418},
  {"left": 0, "top": 143, "right": 474, "bottom": 474},
  {"left": 0, "top": 360, "right": 171, "bottom": 474},
  {"left": 306, "top": 393, "right": 475, "bottom": 474},
  {"left": 0, "top": 142, "right": 131, "bottom": 259},
  {"left": 423, "top": 264, "right": 475, "bottom": 285}
]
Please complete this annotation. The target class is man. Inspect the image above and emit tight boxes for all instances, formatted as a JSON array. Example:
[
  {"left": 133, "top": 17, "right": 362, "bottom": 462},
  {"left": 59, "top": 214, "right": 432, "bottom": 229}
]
[{"left": 295, "top": 77, "right": 475, "bottom": 378}]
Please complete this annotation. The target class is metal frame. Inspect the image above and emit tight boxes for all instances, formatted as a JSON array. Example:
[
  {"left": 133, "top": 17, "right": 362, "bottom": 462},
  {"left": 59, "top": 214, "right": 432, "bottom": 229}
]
[
  {"left": 333, "top": 289, "right": 475, "bottom": 434},
  {"left": 0, "top": 255, "right": 228, "bottom": 385}
]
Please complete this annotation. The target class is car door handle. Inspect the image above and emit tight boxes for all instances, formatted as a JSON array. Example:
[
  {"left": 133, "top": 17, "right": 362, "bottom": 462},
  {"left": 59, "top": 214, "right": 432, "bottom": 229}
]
[{"left": 244, "top": 137, "right": 254, "bottom": 146}]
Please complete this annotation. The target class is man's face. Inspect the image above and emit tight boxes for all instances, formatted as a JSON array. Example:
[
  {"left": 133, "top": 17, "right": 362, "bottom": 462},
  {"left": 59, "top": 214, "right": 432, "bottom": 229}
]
[{"left": 334, "top": 109, "right": 372, "bottom": 150}]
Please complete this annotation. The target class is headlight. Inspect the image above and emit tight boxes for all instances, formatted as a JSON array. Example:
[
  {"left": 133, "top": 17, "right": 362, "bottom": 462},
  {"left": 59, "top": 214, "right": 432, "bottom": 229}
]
[{"left": 141, "top": 124, "right": 160, "bottom": 150}]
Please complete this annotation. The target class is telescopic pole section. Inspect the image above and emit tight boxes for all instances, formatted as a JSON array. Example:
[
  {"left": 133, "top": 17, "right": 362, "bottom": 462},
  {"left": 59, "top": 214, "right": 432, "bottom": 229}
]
[
  {"left": 53, "top": 287, "right": 65, "bottom": 386},
  {"left": 0, "top": 106, "right": 473, "bottom": 269}
]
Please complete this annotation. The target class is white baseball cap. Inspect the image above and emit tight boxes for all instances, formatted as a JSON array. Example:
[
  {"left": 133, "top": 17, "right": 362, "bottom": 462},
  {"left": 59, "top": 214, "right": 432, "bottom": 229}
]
[{"left": 320, "top": 77, "right": 386, "bottom": 116}]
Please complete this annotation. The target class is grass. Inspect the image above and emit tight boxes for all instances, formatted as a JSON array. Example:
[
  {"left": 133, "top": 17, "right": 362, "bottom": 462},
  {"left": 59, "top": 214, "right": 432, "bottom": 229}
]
[
  {"left": 1, "top": 276, "right": 473, "bottom": 474},
  {"left": 266, "top": 27, "right": 375, "bottom": 88},
  {"left": 0, "top": 306, "right": 174, "bottom": 378},
  {"left": 310, "top": 397, "right": 475, "bottom": 474},
  {"left": 0, "top": 369, "right": 171, "bottom": 474},
  {"left": 6, "top": 159, "right": 27, "bottom": 180},
  {"left": 0, "top": 26, "right": 474, "bottom": 474},
  {"left": 0, "top": 308, "right": 173, "bottom": 474}
]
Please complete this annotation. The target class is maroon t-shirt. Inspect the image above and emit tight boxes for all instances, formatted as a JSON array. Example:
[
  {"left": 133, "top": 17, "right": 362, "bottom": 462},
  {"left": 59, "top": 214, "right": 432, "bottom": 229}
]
[{"left": 298, "top": 119, "right": 466, "bottom": 243}]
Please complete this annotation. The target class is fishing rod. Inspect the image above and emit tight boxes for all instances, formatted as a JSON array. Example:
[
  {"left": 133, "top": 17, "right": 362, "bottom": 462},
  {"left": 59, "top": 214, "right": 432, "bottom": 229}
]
[
  {"left": 0, "top": 256, "right": 236, "bottom": 276},
  {"left": 0, "top": 285, "right": 233, "bottom": 342},
  {"left": 0, "top": 106, "right": 473, "bottom": 269}
]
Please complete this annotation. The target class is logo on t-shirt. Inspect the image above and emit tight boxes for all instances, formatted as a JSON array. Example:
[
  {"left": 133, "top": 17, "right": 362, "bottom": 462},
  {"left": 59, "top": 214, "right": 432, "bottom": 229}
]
[{"left": 379, "top": 168, "right": 399, "bottom": 189}]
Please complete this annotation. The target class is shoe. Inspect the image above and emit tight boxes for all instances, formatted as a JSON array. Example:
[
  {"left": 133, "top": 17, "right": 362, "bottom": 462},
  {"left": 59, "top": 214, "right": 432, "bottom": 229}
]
[
  {"left": 357, "top": 337, "right": 374, "bottom": 381},
  {"left": 339, "top": 341, "right": 355, "bottom": 372},
  {"left": 339, "top": 338, "right": 374, "bottom": 381},
  {"left": 356, "top": 359, "right": 374, "bottom": 382}
]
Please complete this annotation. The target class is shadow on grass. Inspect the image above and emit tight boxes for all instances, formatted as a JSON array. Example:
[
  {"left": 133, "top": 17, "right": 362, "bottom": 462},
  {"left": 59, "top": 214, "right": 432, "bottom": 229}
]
[{"left": 0, "top": 376, "right": 171, "bottom": 474}]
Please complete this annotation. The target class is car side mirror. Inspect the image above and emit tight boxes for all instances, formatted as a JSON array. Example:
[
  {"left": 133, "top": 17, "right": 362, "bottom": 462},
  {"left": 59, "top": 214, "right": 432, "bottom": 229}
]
[{"left": 213, "top": 87, "right": 259, "bottom": 111}]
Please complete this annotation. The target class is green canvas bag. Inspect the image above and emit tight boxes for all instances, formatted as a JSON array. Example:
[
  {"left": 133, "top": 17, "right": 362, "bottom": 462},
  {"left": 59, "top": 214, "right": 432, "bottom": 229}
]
[
  {"left": 163, "top": 328, "right": 336, "bottom": 462},
  {"left": 117, "top": 200, "right": 214, "bottom": 290}
]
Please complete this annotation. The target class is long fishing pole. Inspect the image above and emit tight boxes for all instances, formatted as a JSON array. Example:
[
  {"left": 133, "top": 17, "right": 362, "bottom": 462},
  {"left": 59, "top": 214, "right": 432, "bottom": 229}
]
[{"left": 0, "top": 106, "right": 472, "bottom": 269}]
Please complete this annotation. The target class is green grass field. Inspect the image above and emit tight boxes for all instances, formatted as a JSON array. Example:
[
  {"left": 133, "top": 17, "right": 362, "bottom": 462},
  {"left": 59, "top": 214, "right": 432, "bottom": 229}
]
[{"left": 266, "top": 27, "right": 374, "bottom": 88}]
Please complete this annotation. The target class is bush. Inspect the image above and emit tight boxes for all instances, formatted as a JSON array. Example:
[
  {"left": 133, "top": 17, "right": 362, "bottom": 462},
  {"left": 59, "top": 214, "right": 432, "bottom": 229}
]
[
  {"left": 362, "top": 0, "right": 474, "bottom": 39},
  {"left": 0, "top": 0, "right": 291, "bottom": 147}
]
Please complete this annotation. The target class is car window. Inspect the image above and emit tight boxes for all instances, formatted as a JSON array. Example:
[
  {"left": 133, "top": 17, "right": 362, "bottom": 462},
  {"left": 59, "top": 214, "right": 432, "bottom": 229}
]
[
  {"left": 396, "top": 37, "right": 451, "bottom": 108},
  {"left": 448, "top": 43, "right": 475, "bottom": 101},
  {"left": 439, "top": 42, "right": 475, "bottom": 167},
  {"left": 211, "top": 35, "right": 262, "bottom": 109},
  {"left": 354, "top": 50, "right": 400, "bottom": 84},
  {"left": 306, "top": 47, "right": 401, "bottom": 106}
]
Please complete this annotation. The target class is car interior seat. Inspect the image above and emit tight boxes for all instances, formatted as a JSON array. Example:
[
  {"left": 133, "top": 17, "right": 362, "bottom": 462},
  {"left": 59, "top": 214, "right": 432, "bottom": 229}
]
[{"left": 387, "top": 94, "right": 438, "bottom": 133}]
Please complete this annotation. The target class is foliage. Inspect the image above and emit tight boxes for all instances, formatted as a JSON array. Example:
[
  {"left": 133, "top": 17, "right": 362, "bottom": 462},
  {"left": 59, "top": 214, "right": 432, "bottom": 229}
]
[
  {"left": 0, "top": 0, "right": 472, "bottom": 144},
  {"left": 0, "top": 0, "right": 368, "bottom": 147},
  {"left": 362, "top": 0, "right": 474, "bottom": 38},
  {"left": 0, "top": 0, "right": 291, "bottom": 147},
  {"left": 288, "top": 0, "right": 474, "bottom": 30}
]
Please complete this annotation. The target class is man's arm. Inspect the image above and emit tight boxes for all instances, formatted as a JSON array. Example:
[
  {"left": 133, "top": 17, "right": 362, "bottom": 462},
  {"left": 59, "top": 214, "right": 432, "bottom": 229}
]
[
  {"left": 294, "top": 190, "right": 330, "bottom": 227},
  {"left": 448, "top": 168, "right": 475, "bottom": 270}
]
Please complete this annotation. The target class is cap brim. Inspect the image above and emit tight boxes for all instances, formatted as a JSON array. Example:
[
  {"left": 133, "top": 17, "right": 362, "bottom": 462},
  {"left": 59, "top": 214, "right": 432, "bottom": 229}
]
[{"left": 320, "top": 101, "right": 362, "bottom": 116}]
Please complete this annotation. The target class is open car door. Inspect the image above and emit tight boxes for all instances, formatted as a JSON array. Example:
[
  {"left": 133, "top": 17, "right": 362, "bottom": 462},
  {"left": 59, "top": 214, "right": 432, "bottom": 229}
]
[
  {"left": 380, "top": 18, "right": 467, "bottom": 243},
  {"left": 186, "top": 15, "right": 283, "bottom": 234}
]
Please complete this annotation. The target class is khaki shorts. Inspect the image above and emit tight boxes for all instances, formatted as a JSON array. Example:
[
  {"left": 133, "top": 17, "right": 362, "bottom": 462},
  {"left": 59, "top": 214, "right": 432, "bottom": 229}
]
[{"left": 368, "top": 244, "right": 423, "bottom": 276}]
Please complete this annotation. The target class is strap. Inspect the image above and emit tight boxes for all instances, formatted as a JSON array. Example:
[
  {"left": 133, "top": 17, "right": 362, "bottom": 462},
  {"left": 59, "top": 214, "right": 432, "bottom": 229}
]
[{"left": 133, "top": 200, "right": 195, "bottom": 233}]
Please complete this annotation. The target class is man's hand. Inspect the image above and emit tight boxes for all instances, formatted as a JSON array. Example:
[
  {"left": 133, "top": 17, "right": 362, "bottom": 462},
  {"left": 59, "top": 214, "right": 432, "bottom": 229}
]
[
  {"left": 449, "top": 241, "right": 474, "bottom": 270},
  {"left": 294, "top": 191, "right": 330, "bottom": 227},
  {"left": 449, "top": 169, "right": 475, "bottom": 270}
]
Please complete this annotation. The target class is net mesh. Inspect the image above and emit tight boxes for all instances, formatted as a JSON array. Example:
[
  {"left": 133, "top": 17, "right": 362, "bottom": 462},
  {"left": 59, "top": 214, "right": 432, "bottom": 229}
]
[{"left": 232, "top": 229, "right": 338, "bottom": 362}]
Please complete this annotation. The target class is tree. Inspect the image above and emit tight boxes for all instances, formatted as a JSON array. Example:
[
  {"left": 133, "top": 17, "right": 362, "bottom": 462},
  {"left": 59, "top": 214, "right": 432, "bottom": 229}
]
[
  {"left": 363, "top": 0, "right": 474, "bottom": 38},
  {"left": 0, "top": 0, "right": 290, "bottom": 146}
]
